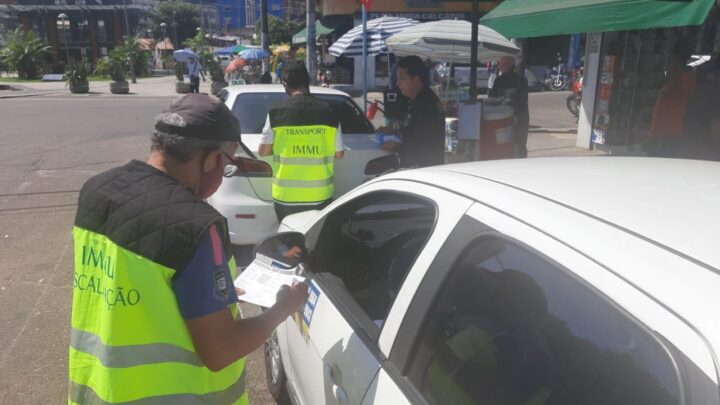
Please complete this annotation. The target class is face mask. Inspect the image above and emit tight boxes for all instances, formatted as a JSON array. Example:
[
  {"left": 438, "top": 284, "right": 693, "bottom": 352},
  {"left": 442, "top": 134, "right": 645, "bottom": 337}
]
[{"left": 197, "top": 153, "right": 224, "bottom": 199}]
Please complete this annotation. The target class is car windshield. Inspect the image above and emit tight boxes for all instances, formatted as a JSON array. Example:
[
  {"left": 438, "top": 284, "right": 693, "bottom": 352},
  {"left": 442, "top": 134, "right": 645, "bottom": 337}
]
[{"left": 231, "top": 92, "right": 375, "bottom": 135}]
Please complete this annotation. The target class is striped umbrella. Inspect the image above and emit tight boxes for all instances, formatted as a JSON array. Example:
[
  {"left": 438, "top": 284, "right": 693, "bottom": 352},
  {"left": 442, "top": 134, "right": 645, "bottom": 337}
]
[
  {"left": 329, "top": 17, "right": 419, "bottom": 57},
  {"left": 386, "top": 20, "right": 520, "bottom": 63}
]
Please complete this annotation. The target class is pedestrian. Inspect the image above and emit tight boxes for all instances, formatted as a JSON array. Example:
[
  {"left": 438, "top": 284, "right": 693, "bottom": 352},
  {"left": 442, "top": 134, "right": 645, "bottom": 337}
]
[
  {"left": 488, "top": 55, "right": 529, "bottom": 158},
  {"left": 186, "top": 55, "right": 205, "bottom": 93},
  {"left": 275, "top": 57, "right": 285, "bottom": 84},
  {"left": 378, "top": 55, "right": 446, "bottom": 168},
  {"left": 258, "top": 60, "right": 344, "bottom": 222},
  {"left": 260, "top": 70, "right": 272, "bottom": 84},
  {"left": 69, "top": 93, "right": 309, "bottom": 404}
]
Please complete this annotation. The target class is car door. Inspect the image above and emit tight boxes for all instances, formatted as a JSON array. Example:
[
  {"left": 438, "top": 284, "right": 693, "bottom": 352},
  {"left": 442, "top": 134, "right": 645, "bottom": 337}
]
[
  {"left": 367, "top": 202, "right": 712, "bottom": 405},
  {"left": 283, "top": 180, "right": 473, "bottom": 405}
]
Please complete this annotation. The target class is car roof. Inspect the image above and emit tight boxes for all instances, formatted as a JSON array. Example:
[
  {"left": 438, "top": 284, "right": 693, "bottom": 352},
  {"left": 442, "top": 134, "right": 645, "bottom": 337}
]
[
  {"left": 222, "top": 84, "right": 352, "bottom": 98},
  {"left": 389, "top": 157, "right": 720, "bottom": 271}
]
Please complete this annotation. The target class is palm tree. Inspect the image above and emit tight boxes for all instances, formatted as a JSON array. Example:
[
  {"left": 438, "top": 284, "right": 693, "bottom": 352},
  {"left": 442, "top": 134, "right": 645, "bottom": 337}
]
[{"left": 0, "top": 28, "right": 51, "bottom": 80}]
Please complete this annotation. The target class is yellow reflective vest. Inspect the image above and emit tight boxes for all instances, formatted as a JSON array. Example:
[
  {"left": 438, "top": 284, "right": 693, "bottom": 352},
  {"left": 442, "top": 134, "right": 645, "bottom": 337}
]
[
  {"left": 69, "top": 160, "right": 248, "bottom": 405},
  {"left": 269, "top": 94, "right": 340, "bottom": 204}
]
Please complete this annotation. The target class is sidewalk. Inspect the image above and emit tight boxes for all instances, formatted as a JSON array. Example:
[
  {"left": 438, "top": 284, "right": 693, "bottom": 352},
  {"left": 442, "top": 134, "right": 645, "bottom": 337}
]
[{"left": 0, "top": 75, "right": 203, "bottom": 98}]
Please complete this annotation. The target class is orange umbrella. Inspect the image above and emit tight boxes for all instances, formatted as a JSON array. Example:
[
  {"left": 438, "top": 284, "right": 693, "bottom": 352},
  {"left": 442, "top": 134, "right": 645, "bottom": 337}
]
[{"left": 224, "top": 58, "right": 246, "bottom": 73}]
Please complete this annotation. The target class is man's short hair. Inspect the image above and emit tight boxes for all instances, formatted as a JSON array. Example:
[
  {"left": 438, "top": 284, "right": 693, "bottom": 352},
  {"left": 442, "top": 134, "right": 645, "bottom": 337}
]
[
  {"left": 282, "top": 60, "right": 311, "bottom": 89},
  {"left": 150, "top": 132, "right": 232, "bottom": 162},
  {"left": 397, "top": 55, "right": 429, "bottom": 85}
]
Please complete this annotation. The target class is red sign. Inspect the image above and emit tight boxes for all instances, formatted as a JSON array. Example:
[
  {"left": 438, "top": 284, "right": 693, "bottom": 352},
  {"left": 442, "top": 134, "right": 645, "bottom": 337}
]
[{"left": 361, "top": 0, "right": 373, "bottom": 11}]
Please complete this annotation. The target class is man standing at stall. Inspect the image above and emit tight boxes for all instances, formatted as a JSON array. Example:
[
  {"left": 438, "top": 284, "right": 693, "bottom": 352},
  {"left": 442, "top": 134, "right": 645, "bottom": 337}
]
[
  {"left": 380, "top": 55, "right": 446, "bottom": 168},
  {"left": 489, "top": 55, "right": 529, "bottom": 158}
]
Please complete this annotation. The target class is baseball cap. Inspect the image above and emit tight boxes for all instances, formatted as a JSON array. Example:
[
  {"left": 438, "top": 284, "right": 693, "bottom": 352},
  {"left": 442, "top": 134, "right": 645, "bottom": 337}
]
[{"left": 154, "top": 93, "right": 241, "bottom": 142}]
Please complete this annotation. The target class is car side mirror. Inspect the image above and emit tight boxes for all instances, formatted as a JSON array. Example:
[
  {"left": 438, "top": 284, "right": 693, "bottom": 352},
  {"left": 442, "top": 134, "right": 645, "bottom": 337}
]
[
  {"left": 364, "top": 154, "right": 399, "bottom": 175},
  {"left": 225, "top": 155, "right": 273, "bottom": 178},
  {"left": 253, "top": 232, "right": 306, "bottom": 269}
]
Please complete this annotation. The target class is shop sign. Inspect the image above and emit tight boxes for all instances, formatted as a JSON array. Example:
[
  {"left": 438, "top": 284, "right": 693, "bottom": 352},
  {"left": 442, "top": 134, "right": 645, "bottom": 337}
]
[
  {"left": 367, "top": 11, "right": 472, "bottom": 21},
  {"left": 592, "top": 55, "right": 616, "bottom": 145}
]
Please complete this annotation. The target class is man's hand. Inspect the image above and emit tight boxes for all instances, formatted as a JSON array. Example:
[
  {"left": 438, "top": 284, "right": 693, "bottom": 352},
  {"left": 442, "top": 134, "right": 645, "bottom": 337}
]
[
  {"left": 382, "top": 141, "right": 399, "bottom": 151},
  {"left": 275, "top": 282, "right": 309, "bottom": 317},
  {"left": 377, "top": 126, "right": 398, "bottom": 135},
  {"left": 283, "top": 246, "right": 303, "bottom": 259}
]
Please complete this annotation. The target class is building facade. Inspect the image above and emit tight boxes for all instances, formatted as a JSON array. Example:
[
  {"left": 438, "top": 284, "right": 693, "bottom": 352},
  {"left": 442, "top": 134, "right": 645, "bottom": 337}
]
[{"left": 1, "top": 0, "right": 148, "bottom": 70}]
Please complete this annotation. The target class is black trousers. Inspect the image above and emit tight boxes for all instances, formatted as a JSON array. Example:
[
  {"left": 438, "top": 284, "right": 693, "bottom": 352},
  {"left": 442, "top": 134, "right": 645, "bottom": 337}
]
[
  {"left": 190, "top": 76, "right": 200, "bottom": 93},
  {"left": 274, "top": 200, "right": 332, "bottom": 223}
]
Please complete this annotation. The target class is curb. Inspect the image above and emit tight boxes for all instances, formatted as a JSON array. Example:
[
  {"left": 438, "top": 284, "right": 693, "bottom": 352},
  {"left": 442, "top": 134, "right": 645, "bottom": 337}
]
[{"left": 0, "top": 90, "right": 64, "bottom": 99}]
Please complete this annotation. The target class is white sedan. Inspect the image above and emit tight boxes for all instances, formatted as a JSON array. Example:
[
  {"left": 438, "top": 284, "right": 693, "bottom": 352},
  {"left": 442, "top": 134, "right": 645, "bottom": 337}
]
[
  {"left": 253, "top": 157, "right": 720, "bottom": 405},
  {"left": 210, "top": 85, "right": 389, "bottom": 246}
]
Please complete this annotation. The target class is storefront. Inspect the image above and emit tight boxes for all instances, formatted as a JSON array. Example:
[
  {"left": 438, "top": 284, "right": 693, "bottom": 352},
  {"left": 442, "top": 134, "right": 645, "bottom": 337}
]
[{"left": 481, "top": 0, "right": 720, "bottom": 160}]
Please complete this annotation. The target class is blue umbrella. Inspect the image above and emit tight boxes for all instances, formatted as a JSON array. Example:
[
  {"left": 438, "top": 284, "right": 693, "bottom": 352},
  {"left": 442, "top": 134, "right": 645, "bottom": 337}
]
[
  {"left": 238, "top": 48, "right": 270, "bottom": 60},
  {"left": 173, "top": 49, "right": 199, "bottom": 62}
]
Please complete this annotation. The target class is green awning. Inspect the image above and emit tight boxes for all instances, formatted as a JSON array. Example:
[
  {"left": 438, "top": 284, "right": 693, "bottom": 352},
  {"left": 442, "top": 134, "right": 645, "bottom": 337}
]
[
  {"left": 480, "top": 0, "right": 716, "bottom": 38},
  {"left": 292, "top": 15, "right": 352, "bottom": 45}
]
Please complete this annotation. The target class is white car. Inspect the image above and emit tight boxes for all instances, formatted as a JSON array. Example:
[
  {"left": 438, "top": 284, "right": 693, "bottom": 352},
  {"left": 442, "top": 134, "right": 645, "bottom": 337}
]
[
  {"left": 254, "top": 157, "right": 720, "bottom": 405},
  {"left": 211, "top": 85, "right": 389, "bottom": 246}
]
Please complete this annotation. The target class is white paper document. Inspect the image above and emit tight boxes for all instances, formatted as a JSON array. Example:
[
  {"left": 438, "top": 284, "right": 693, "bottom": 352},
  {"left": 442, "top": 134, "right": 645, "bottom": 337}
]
[{"left": 234, "top": 260, "right": 305, "bottom": 308}]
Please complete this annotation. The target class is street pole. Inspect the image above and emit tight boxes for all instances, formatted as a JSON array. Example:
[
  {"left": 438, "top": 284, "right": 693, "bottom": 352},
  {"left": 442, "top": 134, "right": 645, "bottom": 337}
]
[
  {"left": 306, "top": 0, "right": 316, "bottom": 84},
  {"left": 260, "top": 0, "right": 269, "bottom": 71},
  {"left": 469, "top": 0, "right": 478, "bottom": 103},
  {"left": 172, "top": 11, "right": 178, "bottom": 51},
  {"left": 122, "top": 0, "right": 137, "bottom": 83},
  {"left": 362, "top": 5, "right": 367, "bottom": 113}
]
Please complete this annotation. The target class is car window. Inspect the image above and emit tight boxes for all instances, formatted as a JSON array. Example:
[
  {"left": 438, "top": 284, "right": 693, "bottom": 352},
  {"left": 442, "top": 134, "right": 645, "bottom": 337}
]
[
  {"left": 305, "top": 191, "right": 436, "bottom": 332},
  {"left": 406, "top": 236, "right": 681, "bottom": 405},
  {"left": 230, "top": 92, "right": 375, "bottom": 135}
]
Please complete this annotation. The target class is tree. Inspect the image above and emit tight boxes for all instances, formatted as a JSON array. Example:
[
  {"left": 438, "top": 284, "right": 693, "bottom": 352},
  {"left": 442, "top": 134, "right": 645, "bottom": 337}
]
[
  {"left": 254, "top": 15, "right": 301, "bottom": 46},
  {"left": 110, "top": 39, "right": 150, "bottom": 77},
  {"left": 150, "top": 0, "right": 200, "bottom": 48},
  {"left": 0, "top": 28, "right": 50, "bottom": 79}
]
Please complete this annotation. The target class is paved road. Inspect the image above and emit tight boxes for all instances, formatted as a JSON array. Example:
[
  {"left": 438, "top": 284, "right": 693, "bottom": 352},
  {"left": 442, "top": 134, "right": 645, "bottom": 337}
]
[{"left": 0, "top": 94, "right": 273, "bottom": 404}]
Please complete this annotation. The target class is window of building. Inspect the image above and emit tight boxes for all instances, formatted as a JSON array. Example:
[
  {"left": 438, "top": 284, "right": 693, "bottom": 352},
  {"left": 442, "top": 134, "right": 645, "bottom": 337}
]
[
  {"left": 407, "top": 236, "right": 682, "bottom": 405},
  {"left": 305, "top": 192, "right": 436, "bottom": 332},
  {"left": 97, "top": 19, "right": 107, "bottom": 43}
]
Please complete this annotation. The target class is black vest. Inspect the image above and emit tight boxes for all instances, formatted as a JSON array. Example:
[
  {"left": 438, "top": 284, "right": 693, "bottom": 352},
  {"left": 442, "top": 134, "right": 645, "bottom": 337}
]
[
  {"left": 268, "top": 94, "right": 340, "bottom": 129},
  {"left": 74, "top": 160, "right": 230, "bottom": 273}
]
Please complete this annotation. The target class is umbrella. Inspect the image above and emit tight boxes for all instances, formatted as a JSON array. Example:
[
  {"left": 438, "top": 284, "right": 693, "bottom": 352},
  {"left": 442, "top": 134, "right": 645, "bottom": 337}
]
[
  {"left": 329, "top": 17, "right": 419, "bottom": 57},
  {"left": 173, "top": 49, "right": 199, "bottom": 62},
  {"left": 272, "top": 45, "right": 290, "bottom": 55},
  {"left": 238, "top": 48, "right": 270, "bottom": 60},
  {"left": 386, "top": 20, "right": 520, "bottom": 64},
  {"left": 215, "top": 44, "right": 248, "bottom": 56},
  {"left": 224, "top": 58, "right": 246, "bottom": 73}
]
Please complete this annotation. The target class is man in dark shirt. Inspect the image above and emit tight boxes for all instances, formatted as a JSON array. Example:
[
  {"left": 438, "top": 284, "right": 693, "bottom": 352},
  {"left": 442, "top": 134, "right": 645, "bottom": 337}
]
[
  {"left": 379, "top": 55, "right": 446, "bottom": 168},
  {"left": 489, "top": 55, "right": 530, "bottom": 158}
]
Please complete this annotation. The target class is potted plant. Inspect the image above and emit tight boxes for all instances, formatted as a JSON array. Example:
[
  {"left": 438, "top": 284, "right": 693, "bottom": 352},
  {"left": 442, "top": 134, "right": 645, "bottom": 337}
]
[
  {"left": 108, "top": 59, "right": 129, "bottom": 94},
  {"left": 174, "top": 62, "right": 192, "bottom": 94},
  {"left": 208, "top": 60, "right": 227, "bottom": 96},
  {"left": 65, "top": 58, "right": 91, "bottom": 94}
]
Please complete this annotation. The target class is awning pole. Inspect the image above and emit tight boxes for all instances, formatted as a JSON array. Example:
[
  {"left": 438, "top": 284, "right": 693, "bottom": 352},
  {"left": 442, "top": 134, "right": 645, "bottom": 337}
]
[{"left": 362, "top": 5, "right": 368, "bottom": 113}]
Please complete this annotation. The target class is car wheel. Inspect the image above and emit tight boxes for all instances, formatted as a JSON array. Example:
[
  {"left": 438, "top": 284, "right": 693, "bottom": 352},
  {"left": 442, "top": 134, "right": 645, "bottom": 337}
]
[{"left": 264, "top": 330, "right": 291, "bottom": 405}]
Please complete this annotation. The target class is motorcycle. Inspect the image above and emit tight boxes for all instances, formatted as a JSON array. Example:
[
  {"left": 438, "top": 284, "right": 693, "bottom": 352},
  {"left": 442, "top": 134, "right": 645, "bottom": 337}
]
[
  {"left": 544, "top": 53, "right": 569, "bottom": 91},
  {"left": 566, "top": 67, "right": 583, "bottom": 117}
]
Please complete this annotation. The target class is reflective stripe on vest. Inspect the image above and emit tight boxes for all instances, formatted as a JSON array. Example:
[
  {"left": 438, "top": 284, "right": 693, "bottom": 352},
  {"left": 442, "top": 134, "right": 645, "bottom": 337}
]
[
  {"left": 271, "top": 124, "right": 336, "bottom": 203},
  {"left": 70, "top": 227, "right": 247, "bottom": 405}
]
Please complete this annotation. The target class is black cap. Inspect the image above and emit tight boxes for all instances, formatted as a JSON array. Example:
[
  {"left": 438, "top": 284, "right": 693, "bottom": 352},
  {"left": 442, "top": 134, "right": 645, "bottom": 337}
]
[{"left": 154, "top": 93, "right": 241, "bottom": 142}]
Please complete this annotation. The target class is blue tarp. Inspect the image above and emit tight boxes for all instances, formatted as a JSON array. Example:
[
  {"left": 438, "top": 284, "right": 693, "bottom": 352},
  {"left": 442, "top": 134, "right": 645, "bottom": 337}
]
[{"left": 214, "top": 45, "right": 237, "bottom": 56}]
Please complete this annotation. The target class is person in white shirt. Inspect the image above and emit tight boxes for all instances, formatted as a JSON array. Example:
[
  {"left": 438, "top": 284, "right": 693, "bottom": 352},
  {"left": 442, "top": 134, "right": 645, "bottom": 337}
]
[{"left": 186, "top": 56, "right": 205, "bottom": 93}]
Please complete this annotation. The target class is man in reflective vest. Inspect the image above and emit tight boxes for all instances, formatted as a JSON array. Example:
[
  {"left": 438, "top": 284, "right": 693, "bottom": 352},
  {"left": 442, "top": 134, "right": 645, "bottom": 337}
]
[
  {"left": 69, "top": 94, "right": 308, "bottom": 404},
  {"left": 258, "top": 60, "right": 344, "bottom": 222}
]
